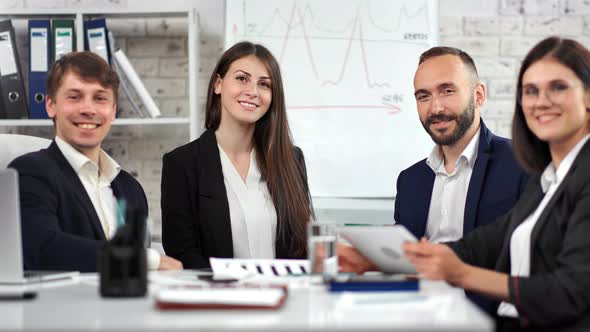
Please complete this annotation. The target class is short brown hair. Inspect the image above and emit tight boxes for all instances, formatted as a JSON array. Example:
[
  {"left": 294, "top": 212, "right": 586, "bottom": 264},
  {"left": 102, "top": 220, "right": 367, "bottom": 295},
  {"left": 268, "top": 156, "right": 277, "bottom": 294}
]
[
  {"left": 512, "top": 37, "right": 590, "bottom": 173},
  {"left": 46, "top": 51, "right": 119, "bottom": 101},
  {"left": 419, "top": 46, "right": 480, "bottom": 83}
]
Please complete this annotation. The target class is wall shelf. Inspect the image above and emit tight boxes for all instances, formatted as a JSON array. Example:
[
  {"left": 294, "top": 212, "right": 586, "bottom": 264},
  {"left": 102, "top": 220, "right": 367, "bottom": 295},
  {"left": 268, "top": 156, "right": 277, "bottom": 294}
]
[{"left": 0, "top": 8, "right": 200, "bottom": 140}]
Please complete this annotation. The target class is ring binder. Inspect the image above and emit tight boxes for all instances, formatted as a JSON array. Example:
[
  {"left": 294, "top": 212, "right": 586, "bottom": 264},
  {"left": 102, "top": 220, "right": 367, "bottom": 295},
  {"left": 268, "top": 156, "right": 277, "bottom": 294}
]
[
  {"left": 52, "top": 19, "right": 76, "bottom": 61},
  {"left": 0, "top": 20, "right": 29, "bottom": 119},
  {"left": 84, "top": 18, "right": 111, "bottom": 64},
  {"left": 28, "top": 19, "right": 51, "bottom": 119}
]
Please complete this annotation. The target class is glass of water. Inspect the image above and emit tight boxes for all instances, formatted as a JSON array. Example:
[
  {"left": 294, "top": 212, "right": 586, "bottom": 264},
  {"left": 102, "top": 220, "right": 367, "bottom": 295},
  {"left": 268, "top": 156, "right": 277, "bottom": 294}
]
[{"left": 308, "top": 223, "right": 338, "bottom": 281}]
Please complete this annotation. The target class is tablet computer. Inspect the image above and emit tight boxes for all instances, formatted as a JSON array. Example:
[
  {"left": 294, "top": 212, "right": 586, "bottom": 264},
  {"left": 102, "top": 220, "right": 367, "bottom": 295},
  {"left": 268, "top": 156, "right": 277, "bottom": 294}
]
[{"left": 338, "top": 225, "right": 417, "bottom": 274}]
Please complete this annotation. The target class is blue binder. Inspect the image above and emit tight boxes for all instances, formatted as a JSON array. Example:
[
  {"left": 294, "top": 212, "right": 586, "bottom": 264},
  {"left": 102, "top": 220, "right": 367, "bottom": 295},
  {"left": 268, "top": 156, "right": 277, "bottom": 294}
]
[
  {"left": 329, "top": 274, "right": 419, "bottom": 292},
  {"left": 83, "top": 18, "right": 111, "bottom": 64},
  {"left": 28, "top": 20, "right": 51, "bottom": 119}
]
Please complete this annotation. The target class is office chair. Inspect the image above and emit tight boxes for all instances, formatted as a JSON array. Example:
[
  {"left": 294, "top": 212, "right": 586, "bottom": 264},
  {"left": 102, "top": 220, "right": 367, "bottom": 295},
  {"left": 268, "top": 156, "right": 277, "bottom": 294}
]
[{"left": 0, "top": 134, "right": 52, "bottom": 169}]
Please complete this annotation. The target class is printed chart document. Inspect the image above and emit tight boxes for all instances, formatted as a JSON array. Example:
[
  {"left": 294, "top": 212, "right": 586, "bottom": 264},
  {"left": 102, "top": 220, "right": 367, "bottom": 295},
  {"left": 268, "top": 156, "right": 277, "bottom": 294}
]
[{"left": 210, "top": 258, "right": 310, "bottom": 279}]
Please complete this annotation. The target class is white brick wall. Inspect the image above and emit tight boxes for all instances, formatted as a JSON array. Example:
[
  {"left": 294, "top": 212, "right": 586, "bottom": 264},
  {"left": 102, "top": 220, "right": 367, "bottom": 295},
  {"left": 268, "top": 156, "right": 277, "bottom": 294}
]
[
  {"left": 127, "top": 37, "right": 186, "bottom": 57},
  {"left": 524, "top": 17, "right": 583, "bottom": 35},
  {"left": 439, "top": 36, "right": 501, "bottom": 56},
  {"left": 146, "top": 17, "right": 188, "bottom": 36},
  {"left": 107, "top": 18, "right": 146, "bottom": 37},
  {"left": 440, "top": 0, "right": 590, "bottom": 141},
  {"left": 3, "top": 0, "right": 589, "bottom": 238},
  {"left": 464, "top": 17, "right": 524, "bottom": 35},
  {"left": 500, "top": 36, "right": 543, "bottom": 56},
  {"left": 499, "top": 0, "right": 559, "bottom": 16}
]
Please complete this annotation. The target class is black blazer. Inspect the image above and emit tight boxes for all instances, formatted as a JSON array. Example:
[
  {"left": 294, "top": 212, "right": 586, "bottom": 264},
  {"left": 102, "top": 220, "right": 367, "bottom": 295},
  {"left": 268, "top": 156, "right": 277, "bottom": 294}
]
[
  {"left": 161, "top": 129, "right": 309, "bottom": 269},
  {"left": 449, "top": 139, "right": 590, "bottom": 331},
  {"left": 8, "top": 141, "right": 148, "bottom": 273}
]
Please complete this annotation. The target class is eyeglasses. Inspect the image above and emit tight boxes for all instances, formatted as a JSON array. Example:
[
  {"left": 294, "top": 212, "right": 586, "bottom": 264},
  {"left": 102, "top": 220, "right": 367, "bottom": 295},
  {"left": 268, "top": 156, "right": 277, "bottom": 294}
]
[{"left": 519, "top": 81, "right": 580, "bottom": 108}]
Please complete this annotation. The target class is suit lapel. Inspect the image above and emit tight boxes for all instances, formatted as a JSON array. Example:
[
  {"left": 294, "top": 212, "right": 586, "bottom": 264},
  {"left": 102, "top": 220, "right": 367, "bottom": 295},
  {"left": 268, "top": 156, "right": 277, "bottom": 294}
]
[
  {"left": 529, "top": 179, "right": 568, "bottom": 247},
  {"left": 47, "top": 142, "right": 106, "bottom": 240},
  {"left": 415, "top": 166, "right": 435, "bottom": 237},
  {"left": 498, "top": 139, "right": 590, "bottom": 270},
  {"left": 507, "top": 180, "right": 544, "bottom": 236},
  {"left": 197, "top": 130, "right": 233, "bottom": 257},
  {"left": 495, "top": 180, "right": 544, "bottom": 271},
  {"left": 529, "top": 140, "right": 590, "bottom": 245},
  {"left": 463, "top": 123, "right": 491, "bottom": 235}
]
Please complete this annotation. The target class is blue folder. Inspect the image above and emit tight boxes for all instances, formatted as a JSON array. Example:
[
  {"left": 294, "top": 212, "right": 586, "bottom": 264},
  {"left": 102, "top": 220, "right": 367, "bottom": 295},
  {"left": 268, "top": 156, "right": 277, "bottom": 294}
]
[
  {"left": 28, "top": 20, "right": 51, "bottom": 119},
  {"left": 83, "top": 18, "right": 111, "bottom": 64},
  {"left": 329, "top": 275, "right": 419, "bottom": 292}
]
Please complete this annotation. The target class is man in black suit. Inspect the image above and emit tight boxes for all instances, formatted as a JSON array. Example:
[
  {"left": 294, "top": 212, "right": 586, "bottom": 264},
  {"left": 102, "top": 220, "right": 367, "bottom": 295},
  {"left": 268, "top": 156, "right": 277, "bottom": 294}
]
[{"left": 8, "top": 52, "right": 181, "bottom": 272}]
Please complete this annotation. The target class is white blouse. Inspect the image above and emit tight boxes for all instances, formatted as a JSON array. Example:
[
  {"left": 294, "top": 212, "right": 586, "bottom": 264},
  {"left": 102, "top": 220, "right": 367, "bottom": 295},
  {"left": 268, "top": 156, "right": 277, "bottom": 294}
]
[
  {"left": 498, "top": 134, "right": 590, "bottom": 318},
  {"left": 218, "top": 145, "right": 277, "bottom": 259}
]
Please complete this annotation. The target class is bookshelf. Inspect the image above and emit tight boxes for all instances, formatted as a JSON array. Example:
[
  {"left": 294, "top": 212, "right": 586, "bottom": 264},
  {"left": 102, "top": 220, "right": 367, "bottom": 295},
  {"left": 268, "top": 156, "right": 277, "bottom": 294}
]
[{"left": 0, "top": 8, "right": 200, "bottom": 140}]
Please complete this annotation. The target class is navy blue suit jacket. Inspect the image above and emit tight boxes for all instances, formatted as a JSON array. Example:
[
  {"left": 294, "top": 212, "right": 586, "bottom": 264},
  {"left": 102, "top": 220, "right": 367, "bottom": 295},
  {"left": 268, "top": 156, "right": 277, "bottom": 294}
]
[
  {"left": 8, "top": 141, "right": 148, "bottom": 272},
  {"left": 394, "top": 121, "right": 528, "bottom": 238},
  {"left": 394, "top": 121, "right": 528, "bottom": 313}
]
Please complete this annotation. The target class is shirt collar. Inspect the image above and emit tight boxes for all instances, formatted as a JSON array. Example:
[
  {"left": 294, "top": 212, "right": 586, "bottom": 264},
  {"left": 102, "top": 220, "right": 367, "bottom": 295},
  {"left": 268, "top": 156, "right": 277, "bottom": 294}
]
[
  {"left": 540, "top": 134, "right": 590, "bottom": 193},
  {"left": 55, "top": 136, "right": 121, "bottom": 183},
  {"left": 426, "top": 128, "right": 481, "bottom": 173},
  {"left": 218, "top": 145, "right": 262, "bottom": 183}
]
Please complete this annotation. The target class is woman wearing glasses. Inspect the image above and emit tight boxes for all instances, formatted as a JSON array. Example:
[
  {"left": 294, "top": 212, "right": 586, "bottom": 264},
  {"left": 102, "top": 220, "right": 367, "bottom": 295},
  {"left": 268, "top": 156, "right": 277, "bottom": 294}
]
[{"left": 403, "top": 37, "right": 590, "bottom": 331}]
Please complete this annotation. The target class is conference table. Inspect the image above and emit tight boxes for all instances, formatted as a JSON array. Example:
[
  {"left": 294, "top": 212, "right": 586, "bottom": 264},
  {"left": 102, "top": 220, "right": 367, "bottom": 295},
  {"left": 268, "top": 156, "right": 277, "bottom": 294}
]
[{"left": 0, "top": 272, "right": 493, "bottom": 332}]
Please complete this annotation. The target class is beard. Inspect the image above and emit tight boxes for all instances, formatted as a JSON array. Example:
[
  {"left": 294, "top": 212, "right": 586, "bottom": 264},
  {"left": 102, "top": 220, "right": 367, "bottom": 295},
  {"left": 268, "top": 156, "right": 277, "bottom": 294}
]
[{"left": 421, "top": 96, "right": 475, "bottom": 146}]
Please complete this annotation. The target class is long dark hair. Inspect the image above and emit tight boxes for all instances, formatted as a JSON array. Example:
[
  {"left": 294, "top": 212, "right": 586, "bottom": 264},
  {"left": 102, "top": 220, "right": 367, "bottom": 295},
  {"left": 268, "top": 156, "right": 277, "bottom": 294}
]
[
  {"left": 205, "top": 41, "right": 313, "bottom": 257},
  {"left": 512, "top": 37, "right": 590, "bottom": 173}
]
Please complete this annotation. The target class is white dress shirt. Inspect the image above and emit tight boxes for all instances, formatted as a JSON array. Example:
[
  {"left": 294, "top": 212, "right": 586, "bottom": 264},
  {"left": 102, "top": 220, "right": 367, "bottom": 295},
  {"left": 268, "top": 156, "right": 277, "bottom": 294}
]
[
  {"left": 218, "top": 145, "right": 277, "bottom": 259},
  {"left": 55, "top": 137, "right": 160, "bottom": 270},
  {"left": 425, "top": 129, "right": 480, "bottom": 243},
  {"left": 498, "top": 134, "right": 590, "bottom": 318}
]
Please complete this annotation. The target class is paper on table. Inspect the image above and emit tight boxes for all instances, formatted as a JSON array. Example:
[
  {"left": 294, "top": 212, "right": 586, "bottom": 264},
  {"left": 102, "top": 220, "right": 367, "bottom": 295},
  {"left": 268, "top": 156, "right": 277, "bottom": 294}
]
[{"left": 210, "top": 258, "right": 310, "bottom": 279}]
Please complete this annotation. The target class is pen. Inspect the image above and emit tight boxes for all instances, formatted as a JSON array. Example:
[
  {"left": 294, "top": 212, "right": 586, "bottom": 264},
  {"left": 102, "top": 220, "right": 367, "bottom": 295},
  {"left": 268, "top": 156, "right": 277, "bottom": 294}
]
[
  {"left": 116, "top": 199, "right": 126, "bottom": 228},
  {"left": 0, "top": 291, "right": 37, "bottom": 300}
]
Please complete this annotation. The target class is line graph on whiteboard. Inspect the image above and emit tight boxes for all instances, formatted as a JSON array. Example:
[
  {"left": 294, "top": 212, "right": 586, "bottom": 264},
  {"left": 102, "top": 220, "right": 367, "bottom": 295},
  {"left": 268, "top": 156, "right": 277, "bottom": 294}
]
[{"left": 226, "top": 0, "right": 438, "bottom": 197}]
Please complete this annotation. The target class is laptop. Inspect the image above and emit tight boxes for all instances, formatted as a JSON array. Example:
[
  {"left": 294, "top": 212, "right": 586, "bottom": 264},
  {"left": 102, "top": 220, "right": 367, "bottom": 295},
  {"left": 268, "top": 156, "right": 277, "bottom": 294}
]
[{"left": 0, "top": 168, "right": 79, "bottom": 284}]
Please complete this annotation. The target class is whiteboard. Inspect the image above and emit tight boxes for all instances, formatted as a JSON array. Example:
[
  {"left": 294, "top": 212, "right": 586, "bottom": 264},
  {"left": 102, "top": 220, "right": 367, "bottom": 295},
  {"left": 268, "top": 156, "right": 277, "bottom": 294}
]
[{"left": 225, "top": 0, "right": 438, "bottom": 197}]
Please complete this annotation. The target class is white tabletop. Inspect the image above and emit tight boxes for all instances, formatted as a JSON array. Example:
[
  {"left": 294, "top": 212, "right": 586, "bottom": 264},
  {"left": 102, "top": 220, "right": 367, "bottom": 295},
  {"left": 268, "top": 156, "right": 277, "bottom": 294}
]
[{"left": 0, "top": 273, "right": 493, "bottom": 332}]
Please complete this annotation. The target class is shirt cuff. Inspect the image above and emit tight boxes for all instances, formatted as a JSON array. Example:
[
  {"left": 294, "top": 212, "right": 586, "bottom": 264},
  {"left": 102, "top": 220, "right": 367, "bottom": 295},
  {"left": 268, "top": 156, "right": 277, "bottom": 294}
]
[{"left": 146, "top": 248, "right": 161, "bottom": 270}]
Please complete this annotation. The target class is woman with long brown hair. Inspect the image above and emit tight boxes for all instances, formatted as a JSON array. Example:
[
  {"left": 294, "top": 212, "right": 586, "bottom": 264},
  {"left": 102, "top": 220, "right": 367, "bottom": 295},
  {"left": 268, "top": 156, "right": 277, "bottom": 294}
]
[{"left": 161, "top": 41, "right": 313, "bottom": 268}]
